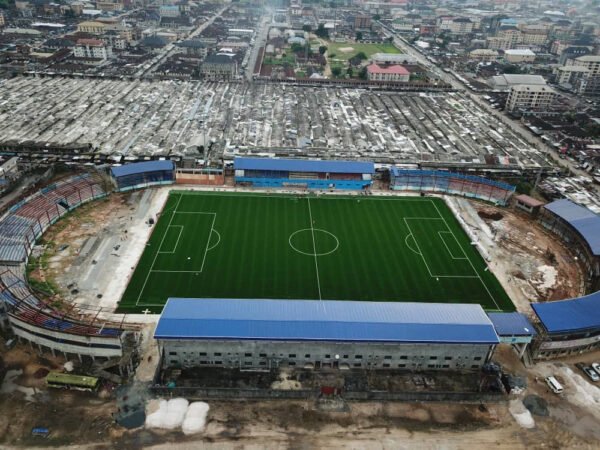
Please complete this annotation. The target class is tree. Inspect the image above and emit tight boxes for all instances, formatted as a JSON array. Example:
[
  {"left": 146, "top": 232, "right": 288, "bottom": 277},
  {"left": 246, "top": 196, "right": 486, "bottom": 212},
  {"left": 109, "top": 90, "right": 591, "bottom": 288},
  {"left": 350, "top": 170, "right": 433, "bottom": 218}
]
[
  {"left": 315, "top": 24, "right": 329, "bottom": 39},
  {"left": 290, "top": 43, "right": 305, "bottom": 53},
  {"left": 358, "top": 66, "right": 368, "bottom": 80},
  {"left": 516, "top": 181, "right": 533, "bottom": 195},
  {"left": 356, "top": 31, "right": 363, "bottom": 41},
  {"left": 373, "top": 14, "right": 381, "bottom": 21},
  {"left": 331, "top": 66, "right": 342, "bottom": 77},
  {"left": 302, "top": 25, "right": 312, "bottom": 33},
  {"left": 355, "top": 51, "right": 368, "bottom": 61},
  {"left": 319, "top": 45, "right": 327, "bottom": 55},
  {"left": 346, "top": 67, "right": 354, "bottom": 77}
]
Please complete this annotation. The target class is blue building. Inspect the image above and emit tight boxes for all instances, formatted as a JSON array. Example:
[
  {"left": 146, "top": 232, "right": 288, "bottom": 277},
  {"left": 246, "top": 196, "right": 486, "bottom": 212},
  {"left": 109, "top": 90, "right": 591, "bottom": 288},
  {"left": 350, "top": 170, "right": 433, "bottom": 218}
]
[
  {"left": 155, "top": 298, "right": 499, "bottom": 371},
  {"left": 532, "top": 199, "right": 600, "bottom": 359},
  {"left": 234, "top": 157, "right": 375, "bottom": 190},
  {"left": 539, "top": 199, "right": 600, "bottom": 289},
  {"left": 111, "top": 160, "right": 175, "bottom": 192}
]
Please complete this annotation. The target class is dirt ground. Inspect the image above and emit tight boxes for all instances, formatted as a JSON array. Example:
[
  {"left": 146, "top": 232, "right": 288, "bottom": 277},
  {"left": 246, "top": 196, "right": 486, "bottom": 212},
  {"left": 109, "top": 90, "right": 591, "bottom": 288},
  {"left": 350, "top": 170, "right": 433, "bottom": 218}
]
[
  {"left": 1, "top": 339, "right": 599, "bottom": 449},
  {"left": 473, "top": 203, "right": 584, "bottom": 303},
  {"left": 28, "top": 193, "right": 133, "bottom": 304}
]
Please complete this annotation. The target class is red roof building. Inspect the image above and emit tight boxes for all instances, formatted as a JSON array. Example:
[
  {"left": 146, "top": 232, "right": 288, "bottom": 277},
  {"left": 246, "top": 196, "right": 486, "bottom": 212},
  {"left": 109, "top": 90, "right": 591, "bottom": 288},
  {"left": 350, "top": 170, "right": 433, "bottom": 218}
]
[{"left": 366, "top": 64, "right": 410, "bottom": 82}]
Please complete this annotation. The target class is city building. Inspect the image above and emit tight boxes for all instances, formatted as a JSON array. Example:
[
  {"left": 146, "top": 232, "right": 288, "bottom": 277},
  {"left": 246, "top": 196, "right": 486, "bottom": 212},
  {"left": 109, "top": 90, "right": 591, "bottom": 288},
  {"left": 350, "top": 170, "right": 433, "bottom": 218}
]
[
  {"left": 504, "top": 49, "right": 536, "bottom": 63},
  {"left": 366, "top": 64, "right": 410, "bottom": 82},
  {"left": 505, "top": 84, "right": 556, "bottom": 114},
  {"left": 155, "top": 298, "right": 500, "bottom": 371},
  {"left": 469, "top": 49, "right": 499, "bottom": 62},
  {"left": 199, "top": 54, "right": 238, "bottom": 81},
  {"left": 489, "top": 74, "right": 546, "bottom": 91},
  {"left": 370, "top": 53, "right": 416, "bottom": 65},
  {"left": 354, "top": 14, "right": 372, "bottom": 30},
  {"left": 73, "top": 38, "right": 113, "bottom": 60},
  {"left": 176, "top": 40, "right": 208, "bottom": 58},
  {"left": 448, "top": 18, "right": 473, "bottom": 35},
  {"left": 77, "top": 20, "right": 108, "bottom": 34}
]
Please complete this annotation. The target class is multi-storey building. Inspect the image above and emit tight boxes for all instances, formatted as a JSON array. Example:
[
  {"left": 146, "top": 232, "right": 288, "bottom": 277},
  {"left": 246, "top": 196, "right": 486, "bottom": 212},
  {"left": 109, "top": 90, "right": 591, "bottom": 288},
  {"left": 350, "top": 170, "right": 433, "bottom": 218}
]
[
  {"left": 366, "top": 64, "right": 410, "bottom": 82},
  {"left": 73, "top": 38, "right": 113, "bottom": 60},
  {"left": 505, "top": 84, "right": 556, "bottom": 114}
]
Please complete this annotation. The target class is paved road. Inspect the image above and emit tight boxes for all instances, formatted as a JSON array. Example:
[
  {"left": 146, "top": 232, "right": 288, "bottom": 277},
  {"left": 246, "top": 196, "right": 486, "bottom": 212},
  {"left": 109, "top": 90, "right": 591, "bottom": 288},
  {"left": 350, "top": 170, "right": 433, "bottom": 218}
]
[
  {"left": 135, "top": 5, "right": 230, "bottom": 79},
  {"left": 384, "top": 28, "right": 598, "bottom": 185},
  {"left": 246, "top": 14, "right": 271, "bottom": 81}
]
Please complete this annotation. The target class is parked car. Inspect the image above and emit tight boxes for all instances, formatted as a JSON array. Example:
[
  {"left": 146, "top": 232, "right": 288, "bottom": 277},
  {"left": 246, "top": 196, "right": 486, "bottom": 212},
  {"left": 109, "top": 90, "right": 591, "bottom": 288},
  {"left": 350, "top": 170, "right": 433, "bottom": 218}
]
[
  {"left": 582, "top": 365, "right": 599, "bottom": 382},
  {"left": 591, "top": 363, "right": 600, "bottom": 376}
]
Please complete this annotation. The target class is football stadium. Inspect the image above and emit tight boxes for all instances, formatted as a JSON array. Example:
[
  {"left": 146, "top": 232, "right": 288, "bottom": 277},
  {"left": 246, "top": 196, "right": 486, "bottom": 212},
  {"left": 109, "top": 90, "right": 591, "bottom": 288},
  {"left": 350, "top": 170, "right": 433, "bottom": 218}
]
[
  {"left": 0, "top": 157, "right": 599, "bottom": 377},
  {"left": 118, "top": 191, "right": 513, "bottom": 313}
]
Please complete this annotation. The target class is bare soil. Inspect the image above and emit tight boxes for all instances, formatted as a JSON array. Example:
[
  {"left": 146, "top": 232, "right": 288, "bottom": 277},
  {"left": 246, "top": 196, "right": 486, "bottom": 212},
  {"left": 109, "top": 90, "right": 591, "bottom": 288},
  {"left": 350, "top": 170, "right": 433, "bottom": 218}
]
[{"left": 474, "top": 204, "right": 584, "bottom": 302}]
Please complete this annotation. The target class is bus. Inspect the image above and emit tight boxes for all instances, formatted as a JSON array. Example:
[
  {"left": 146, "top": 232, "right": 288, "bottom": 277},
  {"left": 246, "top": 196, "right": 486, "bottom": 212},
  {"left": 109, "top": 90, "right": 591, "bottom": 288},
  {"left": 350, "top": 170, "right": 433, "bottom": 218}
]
[
  {"left": 46, "top": 372, "right": 100, "bottom": 392},
  {"left": 545, "top": 376, "right": 563, "bottom": 394}
]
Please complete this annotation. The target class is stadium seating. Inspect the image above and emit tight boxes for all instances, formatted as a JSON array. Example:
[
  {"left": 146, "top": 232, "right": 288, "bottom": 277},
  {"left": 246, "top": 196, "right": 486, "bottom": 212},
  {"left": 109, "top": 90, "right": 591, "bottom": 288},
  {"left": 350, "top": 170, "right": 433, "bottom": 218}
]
[
  {"left": 390, "top": 169, "right": 515, "bottom": 206},
  {"left": 0, "top": 173, "right": 129, "bottom": 339}
]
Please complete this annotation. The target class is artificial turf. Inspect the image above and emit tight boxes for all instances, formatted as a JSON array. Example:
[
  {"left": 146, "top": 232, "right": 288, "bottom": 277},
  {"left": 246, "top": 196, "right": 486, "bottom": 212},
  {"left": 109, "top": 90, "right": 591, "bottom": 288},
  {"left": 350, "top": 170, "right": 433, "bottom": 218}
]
[{"left": 117, "top": 191, "right": 515, "bottom": 313}]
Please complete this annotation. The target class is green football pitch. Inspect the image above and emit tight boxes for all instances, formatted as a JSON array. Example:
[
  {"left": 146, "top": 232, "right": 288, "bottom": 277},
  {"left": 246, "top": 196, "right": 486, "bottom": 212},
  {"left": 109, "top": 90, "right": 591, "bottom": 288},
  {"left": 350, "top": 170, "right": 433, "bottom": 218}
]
[{"left": 117, "top": 191, "right": 514, "bottom": 313}]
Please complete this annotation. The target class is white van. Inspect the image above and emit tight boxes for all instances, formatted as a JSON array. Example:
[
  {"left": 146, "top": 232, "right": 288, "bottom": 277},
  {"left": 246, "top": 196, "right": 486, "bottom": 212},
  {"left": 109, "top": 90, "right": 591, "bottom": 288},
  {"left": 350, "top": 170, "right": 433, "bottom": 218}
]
[{"left": 545, "top": 376, "right": 563, "bottom": 394}]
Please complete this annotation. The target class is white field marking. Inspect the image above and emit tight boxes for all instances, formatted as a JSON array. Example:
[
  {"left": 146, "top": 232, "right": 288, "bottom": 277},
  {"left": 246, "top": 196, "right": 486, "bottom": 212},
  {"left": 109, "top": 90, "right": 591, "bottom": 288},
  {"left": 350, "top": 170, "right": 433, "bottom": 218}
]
[
  {"left": 404, "top": 234, "right": 421, "bottom": 255},
  {"left": 199, "top": 213, "right": 217, "bottom": 273},
  {"left": 289, "top": 228, "right": 339, "bottom": 256},
  {"left": 307, "top": 198, "right": 322, "bottom": 301},
  {"left": 150, "top": 270, "right": 203, "bottom": 273},
  {"left": 207, "top": 229, "right": 221, "bottom": 251},
  {"left": 174, "top": 211, "right": 218, "bottom": 214},
  {"left": 438, "top": 231, "right": 467, "bottom": 260},
  {"left": 158, "top": 225, "right": 183, "bottom": 254},
  {"left": 136, "top": 194, "right": 182, "bottom": 305},
  {"left": 403, "top": 217, "right": 478, "bottom": 279},
  {"left": 430, "top": 200, "right": 500, "bottom": 310}
]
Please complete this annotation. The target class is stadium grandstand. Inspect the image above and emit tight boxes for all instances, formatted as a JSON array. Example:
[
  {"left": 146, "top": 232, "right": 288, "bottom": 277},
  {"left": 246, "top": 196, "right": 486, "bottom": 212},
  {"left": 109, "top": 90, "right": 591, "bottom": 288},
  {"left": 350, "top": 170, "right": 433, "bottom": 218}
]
[
  {"left": 234, "top": 157, "right": 375, "bottom": 190},
  {"left": 111, "top": 160, "right": 175, "bottom": 192},
  {"left": 155, "top": 298, "right": 499, "bottom": 371},
  {"left": 529, "top": 199, "right": 600, "bottom": 359},
  {"left": 538, "top": 199, "right": 600, "bottom": 290},
  {"left": 0, "top": 173, "right": 107, "bottom": 264},
  {"left": 0, "top": 172, "right": 139, "bottom": 372},
  {"left": 389, "top": 169, "right": 515, "bottom": 206},
  {"left": 531, "top": 291, "right": 600, "bottom": 359}
]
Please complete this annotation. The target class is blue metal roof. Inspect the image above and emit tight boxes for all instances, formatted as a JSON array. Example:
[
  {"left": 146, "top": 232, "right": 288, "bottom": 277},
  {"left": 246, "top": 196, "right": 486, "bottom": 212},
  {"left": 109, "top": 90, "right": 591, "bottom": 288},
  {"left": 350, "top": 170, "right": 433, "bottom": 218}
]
[
  {"left": 544, "top": 199, "right": 600, "bottom": 256},
  {"left": 234, "top": 157, "right": 374, "bottom": 174},
  {"left": 487, "top": 312, "right": 536, "bottom": 337},
  {"left": 532, "top": 291, "right": 600, "bottom": 334},
  {"left": 111, "top": 160, "right": 174, "bottom": 178},
  {"left": 154, "top": 298, "right": 499, "bottom": 344}
]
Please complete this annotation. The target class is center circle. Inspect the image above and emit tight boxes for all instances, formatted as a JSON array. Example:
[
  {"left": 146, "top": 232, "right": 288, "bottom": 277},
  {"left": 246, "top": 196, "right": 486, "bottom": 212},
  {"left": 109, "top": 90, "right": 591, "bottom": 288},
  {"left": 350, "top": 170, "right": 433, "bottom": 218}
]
[{"left": 289, "top": 228, "right": 339, "bottom": 256}]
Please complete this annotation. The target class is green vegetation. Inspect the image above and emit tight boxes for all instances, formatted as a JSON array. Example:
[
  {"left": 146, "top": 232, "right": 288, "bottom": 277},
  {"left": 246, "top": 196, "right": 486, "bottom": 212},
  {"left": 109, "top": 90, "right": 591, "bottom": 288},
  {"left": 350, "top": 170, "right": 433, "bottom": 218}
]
[
  {"left": 118, "top": 192, "right": 514, "bottom": 314},
  {"left": 331, "top": 66, "right": 342, "bottom": 77},
  {"left": 326, "top": 41, "right": 400, "bottom": 62},
  {"left": 315, "top": 24, "right": 329, "bottom": 39},
  {"left": 263, "top": 55, "right": 296, "bottom": 66}
]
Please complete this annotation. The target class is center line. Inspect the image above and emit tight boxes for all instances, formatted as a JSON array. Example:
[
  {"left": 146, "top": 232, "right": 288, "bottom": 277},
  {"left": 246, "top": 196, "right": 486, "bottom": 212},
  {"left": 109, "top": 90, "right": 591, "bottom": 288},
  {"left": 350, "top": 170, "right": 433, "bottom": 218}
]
[{"left": 307, "top": 198, "right": 322, "bottom": 301}]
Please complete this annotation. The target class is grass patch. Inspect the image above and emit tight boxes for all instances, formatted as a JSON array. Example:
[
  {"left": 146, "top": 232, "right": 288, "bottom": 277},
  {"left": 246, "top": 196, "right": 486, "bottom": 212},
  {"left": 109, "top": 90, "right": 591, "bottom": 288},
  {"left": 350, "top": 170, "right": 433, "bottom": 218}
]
[
  {"left": 118, "top": 191, "right": 514, "bottom": 314},
  {"left": 326, "top": 42, "right": 400, "bottom": 62}
]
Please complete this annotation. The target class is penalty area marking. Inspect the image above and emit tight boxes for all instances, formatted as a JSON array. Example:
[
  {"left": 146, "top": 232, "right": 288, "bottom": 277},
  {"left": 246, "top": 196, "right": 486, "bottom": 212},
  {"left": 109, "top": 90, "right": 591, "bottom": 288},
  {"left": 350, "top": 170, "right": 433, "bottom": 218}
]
[
  {"left": 207, "top": 229, "right": 221, "bottom": 251},
  {"left": 404, "top": 234, "right": 421, "bottom": 255},
  {"left": 289, "top": 228, "right": 340, "bottom": 257}
]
